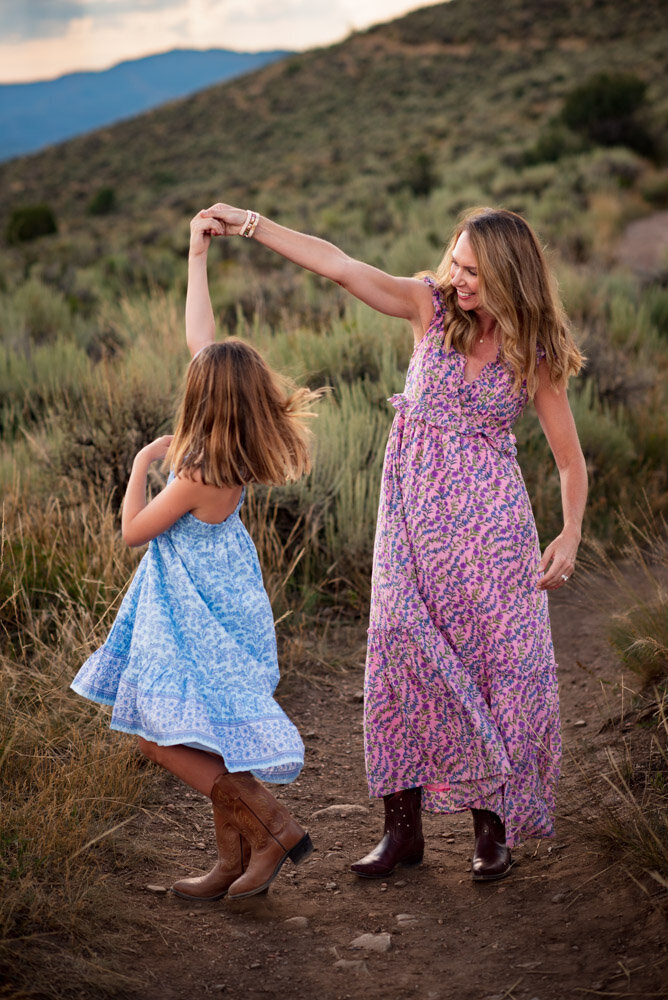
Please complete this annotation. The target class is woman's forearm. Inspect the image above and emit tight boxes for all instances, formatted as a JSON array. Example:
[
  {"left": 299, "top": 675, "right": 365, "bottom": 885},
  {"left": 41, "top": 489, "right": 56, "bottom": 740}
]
[
  {"left": 201, "top": 204, "right": 426, "bottom": 322},
  {"left": 559, "top": 452, "right": 588, "bottom": 540},
  {"left": 251, "top": 215, "right": 352, "bottom": 284}
]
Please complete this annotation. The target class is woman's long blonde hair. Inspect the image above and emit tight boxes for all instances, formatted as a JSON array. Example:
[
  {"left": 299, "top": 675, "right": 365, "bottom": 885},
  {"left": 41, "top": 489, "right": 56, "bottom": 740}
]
[
  {"left": 165, "top": 339, "right": 321, "bottom": 487},
  {"left": 427, "top": 207, "right": 584, "bottom": 397}
]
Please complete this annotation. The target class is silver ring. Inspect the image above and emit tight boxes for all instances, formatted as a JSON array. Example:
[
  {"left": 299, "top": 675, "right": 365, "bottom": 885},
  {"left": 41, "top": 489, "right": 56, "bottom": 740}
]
[{"left": 561, "top": 574, "right": 569, "bottom": 581}]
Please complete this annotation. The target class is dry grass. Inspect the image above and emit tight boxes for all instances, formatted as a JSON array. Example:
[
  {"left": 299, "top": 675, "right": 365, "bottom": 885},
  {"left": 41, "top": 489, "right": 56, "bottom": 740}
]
[
  {"left": 597, "top": 689, "right": 668, "bottom": 879},
  {"left": 577, "top": 511, "right": 668, "bottom": 882},
  {"left": 0, "top": 482, "right": 155, "bottom": 997},
  {"left": 0, "top": 461, "right": 338, "bottom": 998},
  {"left": 583, "top": 508, "right": 668, "bottom": 687}
]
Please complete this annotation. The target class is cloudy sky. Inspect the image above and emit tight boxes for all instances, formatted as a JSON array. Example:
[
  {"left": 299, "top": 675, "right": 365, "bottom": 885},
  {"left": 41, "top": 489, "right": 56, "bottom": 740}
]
[{"left": 0, "top": 0, "right": 441, "bottom": 83}]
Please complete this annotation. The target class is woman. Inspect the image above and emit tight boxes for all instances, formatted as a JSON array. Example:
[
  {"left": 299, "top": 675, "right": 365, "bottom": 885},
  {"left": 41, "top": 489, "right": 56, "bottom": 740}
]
[{"left": 200, "top": 203, "right": 587, "bottom": 882}]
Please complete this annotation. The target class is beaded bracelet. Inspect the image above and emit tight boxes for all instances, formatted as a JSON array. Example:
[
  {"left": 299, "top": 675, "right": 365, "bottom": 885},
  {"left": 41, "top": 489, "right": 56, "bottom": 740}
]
[{"left": 240, "top": 209, "right": 260, "bottom": 238}]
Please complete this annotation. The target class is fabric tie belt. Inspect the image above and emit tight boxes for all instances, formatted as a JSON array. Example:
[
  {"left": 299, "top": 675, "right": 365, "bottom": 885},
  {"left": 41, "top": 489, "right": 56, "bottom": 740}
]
[{"left": 389, "top": 393, "right": 517, "bottom": 458}]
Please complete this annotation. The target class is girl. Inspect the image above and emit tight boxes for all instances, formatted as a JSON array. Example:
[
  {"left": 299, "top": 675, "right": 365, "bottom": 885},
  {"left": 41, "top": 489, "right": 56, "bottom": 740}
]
[
  {"left": 71, "top": 211, "right": 319, "bottom": 900},
  {"left": 198, "top": 202, "right": 587, "bottom": 883}
]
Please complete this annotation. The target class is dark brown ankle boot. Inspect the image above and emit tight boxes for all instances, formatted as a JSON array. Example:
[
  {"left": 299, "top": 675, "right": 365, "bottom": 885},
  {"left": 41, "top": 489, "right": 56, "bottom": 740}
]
[
  {"left": 171, "top": 802, "right": 250, "bottom": 901},
  {"left": 471, "top": 808, "right": 512, "bottom": 881},
  {"left": 350, "top": 787, "right": 424, "bottom": 878},
  {"left": 211, "top": 771, "right": 313, "bottom": 899}
]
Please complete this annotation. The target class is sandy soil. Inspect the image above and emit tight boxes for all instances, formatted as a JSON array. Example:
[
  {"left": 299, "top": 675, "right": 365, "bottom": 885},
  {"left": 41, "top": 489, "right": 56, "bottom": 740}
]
[
  {"left": 96, "top": 584, "right": 668, "bottom": 1000},
  {"left": 615, "top": 211, "right": 668, "bottom": 275}
]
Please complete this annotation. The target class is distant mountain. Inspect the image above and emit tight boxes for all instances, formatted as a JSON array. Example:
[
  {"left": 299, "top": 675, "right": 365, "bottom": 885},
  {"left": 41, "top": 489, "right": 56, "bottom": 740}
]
[{"left": 0, "top": 48, "right": 292, "bottom": 162}]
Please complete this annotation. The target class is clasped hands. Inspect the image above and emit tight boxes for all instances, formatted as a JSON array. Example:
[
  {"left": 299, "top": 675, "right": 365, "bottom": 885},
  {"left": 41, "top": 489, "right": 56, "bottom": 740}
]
[{"left": 189, "top": 204, "right": 247, "bottom": 254}]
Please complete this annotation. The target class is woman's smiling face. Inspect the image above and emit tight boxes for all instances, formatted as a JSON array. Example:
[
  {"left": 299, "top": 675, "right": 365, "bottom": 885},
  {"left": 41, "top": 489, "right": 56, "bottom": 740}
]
[{"left": 450, "top": 230, "right": 480, "bottom": 311}]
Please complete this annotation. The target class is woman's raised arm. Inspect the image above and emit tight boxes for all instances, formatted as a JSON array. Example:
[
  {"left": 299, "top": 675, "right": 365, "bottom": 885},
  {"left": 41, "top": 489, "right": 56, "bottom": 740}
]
[{"left": 200, "top": 204, "right": 433, "bottom": 338}]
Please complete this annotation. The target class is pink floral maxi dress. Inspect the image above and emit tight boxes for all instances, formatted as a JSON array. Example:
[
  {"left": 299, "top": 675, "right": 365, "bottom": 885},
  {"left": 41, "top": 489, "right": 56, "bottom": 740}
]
[{"left": 364, "top": 279, "right": 560, "bottom": 847}]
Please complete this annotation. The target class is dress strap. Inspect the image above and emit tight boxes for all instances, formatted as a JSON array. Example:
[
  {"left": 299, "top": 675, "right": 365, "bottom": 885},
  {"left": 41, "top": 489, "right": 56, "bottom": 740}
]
[
  {"left": 233, "top": 487, "right": 246, "bottom": 516},
  {"left": 421, "top": 274, "right": 445, "bottom": 337}
]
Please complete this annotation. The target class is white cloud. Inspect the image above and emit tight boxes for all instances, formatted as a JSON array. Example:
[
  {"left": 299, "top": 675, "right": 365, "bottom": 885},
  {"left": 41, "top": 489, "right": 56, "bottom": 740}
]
[{"left": 0, "top": 0, "right": 441, "bottom": 83}]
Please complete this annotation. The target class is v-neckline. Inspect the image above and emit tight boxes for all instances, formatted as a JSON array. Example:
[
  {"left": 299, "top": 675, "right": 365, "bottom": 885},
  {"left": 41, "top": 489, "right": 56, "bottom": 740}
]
[{"left": 460, "top": 346, "right": 500, "bottom": 386}]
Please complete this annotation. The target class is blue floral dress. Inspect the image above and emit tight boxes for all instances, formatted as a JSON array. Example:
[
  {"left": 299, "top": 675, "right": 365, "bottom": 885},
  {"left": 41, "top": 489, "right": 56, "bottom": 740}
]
[{"left": 71, "top": 488, "right": 304, "bottom": 784}]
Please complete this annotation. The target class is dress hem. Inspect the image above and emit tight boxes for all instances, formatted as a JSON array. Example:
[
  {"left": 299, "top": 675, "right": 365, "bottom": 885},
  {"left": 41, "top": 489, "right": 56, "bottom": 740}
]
[{"left": 70, "top": 681, "right": 303, "bottom": 784}]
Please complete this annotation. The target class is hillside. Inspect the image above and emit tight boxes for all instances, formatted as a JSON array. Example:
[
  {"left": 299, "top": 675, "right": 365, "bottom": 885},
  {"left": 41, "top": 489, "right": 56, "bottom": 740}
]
[
  {"left": 0, "top": 0, "right": 666, "bottom": 251},
  {"left": 1, "top": 0, "right": 666, "bottom": 539},
  {"left": 0, "top": 48, "right": 293, "bottom": 162}
]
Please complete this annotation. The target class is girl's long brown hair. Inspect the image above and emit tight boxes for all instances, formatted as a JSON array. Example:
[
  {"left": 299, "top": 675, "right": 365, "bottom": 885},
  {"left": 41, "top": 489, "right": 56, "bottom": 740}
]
[
  {"left": 426, "top": 207, "right": 584, "bottom": 397},
  {"left": 165, "top": 339, "right": 321, "bottom": 487}
]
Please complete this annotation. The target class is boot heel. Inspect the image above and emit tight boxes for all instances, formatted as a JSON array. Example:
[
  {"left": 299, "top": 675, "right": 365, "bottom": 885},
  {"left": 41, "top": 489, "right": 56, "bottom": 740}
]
[{"left": 288, "top": 833, "right": 313, "bottom": 865}]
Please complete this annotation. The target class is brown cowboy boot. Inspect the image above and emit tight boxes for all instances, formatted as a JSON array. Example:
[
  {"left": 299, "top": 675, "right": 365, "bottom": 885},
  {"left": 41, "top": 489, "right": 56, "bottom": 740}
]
[
  {"left": 350, "top": 787, "right": 424, "bottom": 878},
  {"left": 471, "top": 808, "right": 513, "bottom": 881},
  {"left": 171, "top": 801, "right": 251, "bottom": 901},
  {"left": 211, "top": 771, "right": 313, "bottom": 899}
]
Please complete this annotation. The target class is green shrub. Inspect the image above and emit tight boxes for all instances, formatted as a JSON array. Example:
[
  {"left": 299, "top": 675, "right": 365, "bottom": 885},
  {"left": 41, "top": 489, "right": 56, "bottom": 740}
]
[
  {"left": 5, "top": 204, "right": 58, "bottom": 244},
  {"left": 640, "top": 170, "right": 668, "bottom": 208},
  {"left": 87, "top": 187, "right": 117, "bottom": 216},
  {"left": 397, "top": 151, "right": 439, "bottom": 198},
  {"left": 49, "top": 362, "right": 174, "bottom": 510},
  {"left": 0, "top": 277, "right": 73, "bottom": 347},
  {"left": 0, "top": 337, "right": 89, "bottom": 439},
  {"left": 560, "top": 73, "right": 656, "bottom": 157},
  {"left": 150, "top": 169, "right": 178, "bottom": 189},
  {"left": 587, "top": 510, "right": 668, "bottom": 687},
  {"left": 609, "top": 596, "right": 668, "bottom": 685},
  {"left": 523, "top": 123, "right": 586, "bottom": 165},
  {"left": 582, "top": 147, "right": 645, "bottom": 190},
  {"left": 646, "top": 287, "right": 668, "bottom": 338}
]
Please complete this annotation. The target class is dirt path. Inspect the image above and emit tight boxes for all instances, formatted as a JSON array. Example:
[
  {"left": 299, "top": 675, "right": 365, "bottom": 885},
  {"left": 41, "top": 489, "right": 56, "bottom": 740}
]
[
  {"left": 615, "top": 210, "right": 668, "bottom": 275},
  {"left": 116, "top": 590, "right": 667, "bottom": 1000}
]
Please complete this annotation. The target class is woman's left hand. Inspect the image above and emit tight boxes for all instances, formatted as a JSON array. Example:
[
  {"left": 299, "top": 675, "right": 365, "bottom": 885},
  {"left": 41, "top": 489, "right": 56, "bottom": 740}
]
[
  {"left": 200, "top": 203, "right": 249, "bottom": 236},
  {"left": 538, "top": 527, "right": 580, "bottom": 590}
]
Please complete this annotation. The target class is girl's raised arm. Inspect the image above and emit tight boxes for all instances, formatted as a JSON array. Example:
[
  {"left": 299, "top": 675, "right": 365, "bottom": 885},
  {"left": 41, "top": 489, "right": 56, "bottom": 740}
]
[
  {"left": 185, "top": 213, "right": 226, "bottom": 358},
  {"left": 200, "top": 203, "right": 434, "bottom": 340}
]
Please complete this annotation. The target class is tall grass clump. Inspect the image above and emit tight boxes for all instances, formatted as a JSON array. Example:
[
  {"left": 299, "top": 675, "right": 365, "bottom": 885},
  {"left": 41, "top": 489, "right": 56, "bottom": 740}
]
[
  {"left": 591, "top": 510, "right": 668, "bottom": 687},
  {"left": 0, "top": 481, "right": 156, "bottom": 998},
  {"left": 0, "top": 291, "right": 198, "bottom": 997},
  {"left": 597, "top": 695, "right": 668, "bottom": 879},
  {"left": 48, "top": 362, "right": 174, "bottom": 511},
  {"left": 581, "top": 510, "right": 668, "bottom": 878},
  {"left": 0, "top": 337, "right": 90, "bottom": 440}
]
